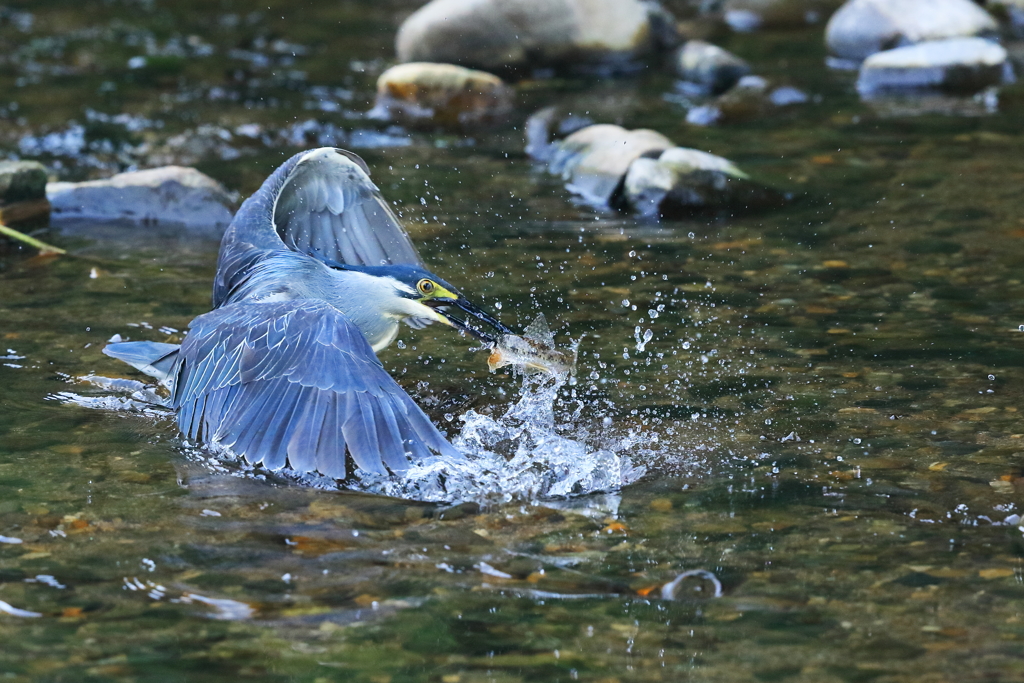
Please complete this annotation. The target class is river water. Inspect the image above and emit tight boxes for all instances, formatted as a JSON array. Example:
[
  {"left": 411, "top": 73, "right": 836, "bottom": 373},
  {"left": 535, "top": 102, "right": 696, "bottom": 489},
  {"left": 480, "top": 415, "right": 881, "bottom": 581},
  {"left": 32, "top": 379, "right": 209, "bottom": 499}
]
[{"left": 2, "top": 1, "right": 1024, "bottom": 681}]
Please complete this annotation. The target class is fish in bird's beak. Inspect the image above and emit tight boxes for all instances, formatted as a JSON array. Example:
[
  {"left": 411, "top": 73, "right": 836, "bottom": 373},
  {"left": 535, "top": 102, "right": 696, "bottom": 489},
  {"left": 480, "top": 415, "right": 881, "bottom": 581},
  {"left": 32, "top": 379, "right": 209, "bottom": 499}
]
[{"left": 425, "top": 295, "right": 513, "bottom": 344}]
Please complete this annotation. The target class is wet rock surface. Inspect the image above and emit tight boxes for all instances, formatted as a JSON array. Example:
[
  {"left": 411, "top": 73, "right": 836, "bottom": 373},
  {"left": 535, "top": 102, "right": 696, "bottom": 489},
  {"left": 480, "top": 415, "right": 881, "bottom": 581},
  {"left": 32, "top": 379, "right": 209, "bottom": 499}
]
[
  {"left": 395, "top": 0, "right": 677, "bottom": 75},
  {"left": 675, "top": 40, "right": 751, "bottom": 95},
  {"left": 857, "top": 38, "right": 1009, "bottom": 96},
  {"left": 0, "top": 160, "right": 49, "bottom": 226},
  {"left": 47, "top": 166, "right": 235, "bottom": 229},
  {"left": 825, "top": 0, "right": 999, "bottom": 63},
  {"left": 623, "top": 146, "right": 784, "bottom": 217},
  {"left": 371, "top": 62, "right": 514, "bottom": 130}
]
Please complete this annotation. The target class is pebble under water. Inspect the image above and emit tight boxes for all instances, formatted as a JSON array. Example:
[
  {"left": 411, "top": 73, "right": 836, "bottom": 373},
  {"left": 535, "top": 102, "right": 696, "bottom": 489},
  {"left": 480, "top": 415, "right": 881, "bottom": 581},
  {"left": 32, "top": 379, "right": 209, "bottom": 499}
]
[{"left": 3, "top": 1, "right": 1024, "bottom": 681}]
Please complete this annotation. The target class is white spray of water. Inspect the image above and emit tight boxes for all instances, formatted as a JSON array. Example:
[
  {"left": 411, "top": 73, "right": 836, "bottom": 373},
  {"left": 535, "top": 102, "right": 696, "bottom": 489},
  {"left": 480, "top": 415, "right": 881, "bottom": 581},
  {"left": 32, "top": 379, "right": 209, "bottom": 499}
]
[{"left": 354, "top": 374, "right": 645, "bottom": 503}]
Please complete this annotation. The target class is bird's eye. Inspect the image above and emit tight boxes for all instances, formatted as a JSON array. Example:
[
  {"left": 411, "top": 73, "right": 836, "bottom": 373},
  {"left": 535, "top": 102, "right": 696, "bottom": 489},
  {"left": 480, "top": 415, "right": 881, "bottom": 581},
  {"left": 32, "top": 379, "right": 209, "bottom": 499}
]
[{"left": 417, "top": 279, "right": 435, "bottom": 295}]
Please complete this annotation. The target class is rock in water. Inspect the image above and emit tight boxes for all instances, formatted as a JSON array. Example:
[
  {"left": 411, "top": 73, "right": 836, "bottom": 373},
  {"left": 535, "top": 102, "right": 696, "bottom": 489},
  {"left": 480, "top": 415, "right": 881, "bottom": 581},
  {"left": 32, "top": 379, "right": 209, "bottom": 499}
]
[
  {"left": 395, "top": 0, "right": 677, "bottom": 75},
  {"left": 549, "top": 125, "right": 673, "bottom": 206},
  {"left": 372, "top": 62, "right": 514, "bottom": 129},
  {"left": 47, "top": 166, "right": 234, "bottom": 229},
  {"left": 826, "top": 0, "right": 998, "bottom": 64},
  {"left": 0, "top": 160, "right": 49, "bottom": 226},
  {"left": 675, "top": 41, "right": 750, "bottom": 95},
  {"left": 857, "top": 38, "right": 1009, "bottom": 95},
  {"left": 623, "top": 146, "right": 783, "bottom": 217}
]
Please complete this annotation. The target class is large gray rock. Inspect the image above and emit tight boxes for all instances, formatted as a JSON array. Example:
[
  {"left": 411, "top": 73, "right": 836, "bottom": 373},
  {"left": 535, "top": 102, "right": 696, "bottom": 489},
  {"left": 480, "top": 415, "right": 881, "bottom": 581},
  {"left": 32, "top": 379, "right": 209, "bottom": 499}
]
[
  {"left": 623, "top": 147, "right": 783, "bottom": 217},
  {"left": 0, "top": 160, "right": 49, "bottom": 225},
  {"left": 826, "top": 0, "right": 998, "bottom": 63},
  {"left": 675, "top": 41, "right": 750, "bottom": 95},
  {"left": 548, "top": 124, "right": 674, "bottom": 206},
  {"left": 395, "top": 0, "right": 677, "bottom": 75},
  {"left": 857, "top": 38, "right": 1009, "bottom": 95},
  {"left": 371, "top": 62, "right": 514, "bottom": 130},
  {"left": 47, "top": 166, "right": 234, "bottom": 229}
]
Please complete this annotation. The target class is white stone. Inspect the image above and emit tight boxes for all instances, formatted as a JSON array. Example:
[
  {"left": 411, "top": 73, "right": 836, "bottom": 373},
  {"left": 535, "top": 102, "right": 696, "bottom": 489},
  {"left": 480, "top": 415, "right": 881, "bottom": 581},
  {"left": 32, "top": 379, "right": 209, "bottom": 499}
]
[
  {"left": 396, "top": 0, "right": 670, "bottom": 74},
  {"left": 550, "top": 125, "right": 673, "bottom": 206},
  {"left": 826, "top": 0, "right": 998, "bottom": 62},
  {"left": 47, "top": 166, "right": 234, "bottom": 229},
  {"left": 857, "top": 38, "right": 1008, "bottom": 95}
]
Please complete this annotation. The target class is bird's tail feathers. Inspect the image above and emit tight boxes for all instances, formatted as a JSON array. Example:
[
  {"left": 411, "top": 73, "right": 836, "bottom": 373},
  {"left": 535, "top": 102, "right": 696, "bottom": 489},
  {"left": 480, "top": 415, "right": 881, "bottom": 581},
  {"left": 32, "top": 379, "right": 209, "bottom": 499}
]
[{"left": 103, "top": 341, "right": 180, "bottom": 383}]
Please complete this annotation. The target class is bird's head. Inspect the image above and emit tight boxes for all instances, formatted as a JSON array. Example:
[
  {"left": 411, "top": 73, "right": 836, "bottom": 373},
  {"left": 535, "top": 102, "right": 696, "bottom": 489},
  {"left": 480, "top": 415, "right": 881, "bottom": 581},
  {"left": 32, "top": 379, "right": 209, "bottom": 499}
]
[{"left": 338, "top": 264, "right": 512, "bottom": 343}]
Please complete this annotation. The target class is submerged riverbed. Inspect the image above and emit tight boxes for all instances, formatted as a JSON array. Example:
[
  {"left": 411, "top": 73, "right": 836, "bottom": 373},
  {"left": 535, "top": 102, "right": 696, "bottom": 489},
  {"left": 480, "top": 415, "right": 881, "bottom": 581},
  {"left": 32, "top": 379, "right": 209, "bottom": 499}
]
[{"left": 3, "top": 1, "right": 1024, "bottom": 681}]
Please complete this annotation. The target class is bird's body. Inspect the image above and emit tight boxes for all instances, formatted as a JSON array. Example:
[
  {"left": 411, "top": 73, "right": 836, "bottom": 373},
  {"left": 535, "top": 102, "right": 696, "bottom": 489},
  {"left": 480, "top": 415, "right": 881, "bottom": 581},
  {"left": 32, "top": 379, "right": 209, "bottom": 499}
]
[{"left": 105, "top": 148, "right": 510, "bottom": 480}]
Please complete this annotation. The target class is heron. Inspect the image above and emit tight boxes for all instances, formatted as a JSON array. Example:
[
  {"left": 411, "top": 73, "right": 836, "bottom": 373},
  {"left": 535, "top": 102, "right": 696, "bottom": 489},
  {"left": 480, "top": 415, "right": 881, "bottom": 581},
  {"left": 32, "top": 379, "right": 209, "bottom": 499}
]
[{"left": 104, "top": 147, "right": 513, "bottom": 480}]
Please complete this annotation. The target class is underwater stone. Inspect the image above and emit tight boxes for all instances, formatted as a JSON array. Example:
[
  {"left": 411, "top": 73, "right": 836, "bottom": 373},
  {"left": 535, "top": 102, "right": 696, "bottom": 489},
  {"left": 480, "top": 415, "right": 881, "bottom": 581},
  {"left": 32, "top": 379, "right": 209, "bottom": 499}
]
[
  {"left": 825, "top": 0, "right": 998, "bottom": 63},
  {"left": 0, "top": 160, "right": 49, "bottom": 226},
  {"left": 675, "top": 40, "right": 750, "bottom": 95},
  {"left": 47, "top": 166, "right": 234, "bottom": 229},
  {"left": 372, "top": 62, "right": 514, "bottom": 130},
  {"left": 395, "top": 0, "right": 678, "bottom": 76},
  {"left": 857, "top": 38, "right": 1009, "bottom": 95},
  {"left": 623, "top": 146, "right": 782, "bottom": 217},
  {"left": 686, "top": 75, "right": 807, "bottom": 126},
  {"left": 723, "top": 0, "right": 844, "bottom": 32}
]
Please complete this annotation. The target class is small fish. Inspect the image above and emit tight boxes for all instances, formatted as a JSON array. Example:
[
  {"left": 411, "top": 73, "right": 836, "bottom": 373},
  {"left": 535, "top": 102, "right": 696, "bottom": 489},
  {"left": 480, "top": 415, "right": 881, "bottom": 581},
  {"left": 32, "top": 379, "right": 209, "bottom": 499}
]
[{"left": 486, "top": 315, "right": 577, "bottom": 376}]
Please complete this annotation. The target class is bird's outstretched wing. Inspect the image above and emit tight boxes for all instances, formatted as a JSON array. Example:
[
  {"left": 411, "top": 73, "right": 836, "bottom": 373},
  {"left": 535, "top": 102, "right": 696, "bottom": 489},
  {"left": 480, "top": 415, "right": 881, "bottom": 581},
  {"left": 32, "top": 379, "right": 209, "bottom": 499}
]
[
  {"left": 171, "top": 299, "right": 457, "bottom": 479},
  {"left": 214, "top": 148, "right": 422, "bottom": 308},
  {"left": 274, "top": 148, "right": 422, "bottom": 268}
]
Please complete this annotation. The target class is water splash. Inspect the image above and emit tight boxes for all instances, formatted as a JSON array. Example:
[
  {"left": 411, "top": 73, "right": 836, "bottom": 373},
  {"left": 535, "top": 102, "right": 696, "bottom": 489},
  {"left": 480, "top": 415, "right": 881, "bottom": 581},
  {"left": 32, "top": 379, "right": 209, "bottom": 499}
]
[{"left": 355, "top": 374, "right": 645, "bottom": 503}]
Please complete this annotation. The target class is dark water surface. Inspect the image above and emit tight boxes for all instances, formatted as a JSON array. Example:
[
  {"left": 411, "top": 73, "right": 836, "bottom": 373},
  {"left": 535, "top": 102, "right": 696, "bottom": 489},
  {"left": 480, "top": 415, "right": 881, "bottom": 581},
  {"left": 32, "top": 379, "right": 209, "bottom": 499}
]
[{"left": 3, "top": 1, "right": 1024, "bottom": 681}]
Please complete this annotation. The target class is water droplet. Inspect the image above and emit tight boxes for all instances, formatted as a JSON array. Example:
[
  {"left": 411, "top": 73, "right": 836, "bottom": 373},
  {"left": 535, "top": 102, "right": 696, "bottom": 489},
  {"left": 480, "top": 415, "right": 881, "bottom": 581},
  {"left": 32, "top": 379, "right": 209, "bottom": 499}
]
[
  {"left": 853, "top": 438, "right": 861, "bottom": 444},
  {"left": 494, "top": 301, "right": 502, "bottom": 309},
  {"left": 682, "top": 341, "right": 691, "bottom": 350},
  {"left": 989, "top": 374, "right": 996, "bottom": 381}
]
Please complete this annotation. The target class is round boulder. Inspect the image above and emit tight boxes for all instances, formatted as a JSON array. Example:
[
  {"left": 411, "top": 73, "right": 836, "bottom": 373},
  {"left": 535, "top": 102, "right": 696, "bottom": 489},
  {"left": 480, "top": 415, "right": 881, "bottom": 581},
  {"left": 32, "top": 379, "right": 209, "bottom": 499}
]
[
  {"left": 395, "top": 0, "right": 677, "bottom": 75},
  {"left": 825, "top": 0, "right": 998, "bottom": 63},
  {"left": 373, "top": 62, "right": 514, "bottom": 129}
]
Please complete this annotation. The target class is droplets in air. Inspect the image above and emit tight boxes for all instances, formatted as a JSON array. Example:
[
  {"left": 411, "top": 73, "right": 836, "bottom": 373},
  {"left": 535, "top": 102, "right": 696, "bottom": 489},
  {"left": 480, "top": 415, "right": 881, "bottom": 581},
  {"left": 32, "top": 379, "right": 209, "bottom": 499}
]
[{"left": 634, "top": 327, "right": 653, "bottom": 353}]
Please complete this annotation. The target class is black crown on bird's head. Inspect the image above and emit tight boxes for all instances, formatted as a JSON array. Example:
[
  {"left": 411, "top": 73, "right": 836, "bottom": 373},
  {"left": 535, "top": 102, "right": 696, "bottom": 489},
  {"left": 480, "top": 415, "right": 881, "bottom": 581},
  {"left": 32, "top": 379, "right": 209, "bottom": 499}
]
[{"left": 340, "top": 264, "right": 463, "bottom": 301}]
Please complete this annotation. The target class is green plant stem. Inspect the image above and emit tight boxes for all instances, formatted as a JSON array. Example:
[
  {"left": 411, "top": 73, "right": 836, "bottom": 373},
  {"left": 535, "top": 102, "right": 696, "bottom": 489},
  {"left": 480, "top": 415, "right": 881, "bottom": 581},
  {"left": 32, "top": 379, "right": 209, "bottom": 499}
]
[{"left": 0, "top": 223, "right": 65, "bottom": 254}]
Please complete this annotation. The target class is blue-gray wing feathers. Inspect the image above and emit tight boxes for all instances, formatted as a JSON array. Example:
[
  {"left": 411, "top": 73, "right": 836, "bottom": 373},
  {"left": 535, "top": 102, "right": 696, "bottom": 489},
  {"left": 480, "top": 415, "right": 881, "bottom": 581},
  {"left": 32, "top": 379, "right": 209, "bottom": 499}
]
[{"left": 170, "top": 300, "right": 456, "bottom": 478}]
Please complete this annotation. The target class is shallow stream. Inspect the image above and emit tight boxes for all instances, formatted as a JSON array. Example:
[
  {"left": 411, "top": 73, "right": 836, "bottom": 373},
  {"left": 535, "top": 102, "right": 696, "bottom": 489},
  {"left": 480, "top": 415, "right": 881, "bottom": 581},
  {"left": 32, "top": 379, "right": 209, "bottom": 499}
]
[{"left": 3, "top": 1, "right": 1024, "bottom": 681}]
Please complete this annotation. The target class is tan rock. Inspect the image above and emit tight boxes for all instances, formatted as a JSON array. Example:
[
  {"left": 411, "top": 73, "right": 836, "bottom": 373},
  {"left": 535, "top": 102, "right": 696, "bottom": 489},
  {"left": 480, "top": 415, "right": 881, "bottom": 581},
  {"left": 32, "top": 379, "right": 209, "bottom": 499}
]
[{"left": 373, "top": 62, "right": 514, "bottom": 129}]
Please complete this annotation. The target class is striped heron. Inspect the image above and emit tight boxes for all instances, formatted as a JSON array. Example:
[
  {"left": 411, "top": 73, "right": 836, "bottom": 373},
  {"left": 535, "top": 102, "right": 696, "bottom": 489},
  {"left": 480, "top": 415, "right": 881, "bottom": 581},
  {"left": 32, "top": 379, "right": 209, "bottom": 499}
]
[{"left": 104, "top": 147, "right": 512, "bottom": 480}]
